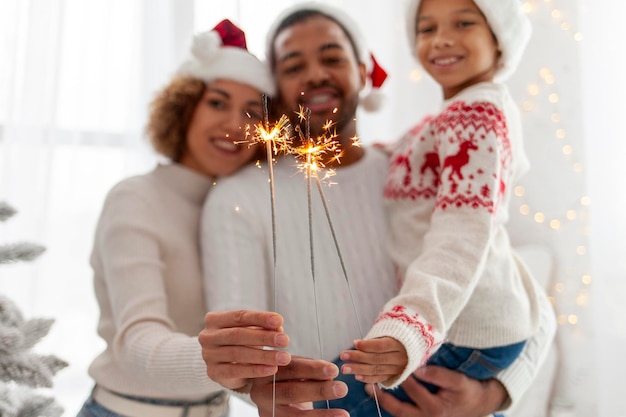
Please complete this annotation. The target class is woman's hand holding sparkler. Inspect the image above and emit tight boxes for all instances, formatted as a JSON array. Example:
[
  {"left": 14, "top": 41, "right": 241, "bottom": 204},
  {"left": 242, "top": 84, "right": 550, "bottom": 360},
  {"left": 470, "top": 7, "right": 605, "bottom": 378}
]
[
  {"left": 199, "top": 310, "right": 292, "bottom": 392},
  {"left": 339, "top": 337, "right": 408, "bottom": 384}
]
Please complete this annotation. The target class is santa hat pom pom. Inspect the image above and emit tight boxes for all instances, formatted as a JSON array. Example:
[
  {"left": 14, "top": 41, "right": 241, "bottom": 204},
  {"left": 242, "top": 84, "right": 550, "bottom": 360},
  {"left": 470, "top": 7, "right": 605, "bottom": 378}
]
[
  {"left": 361, "top": 90, "right": 385, "bottom": 112},
  {"left": 360, "top": 53, "right": 387, "bottom": 112},
  {"left": 191, "top": 31, "right": 222, "bottom": 64}
]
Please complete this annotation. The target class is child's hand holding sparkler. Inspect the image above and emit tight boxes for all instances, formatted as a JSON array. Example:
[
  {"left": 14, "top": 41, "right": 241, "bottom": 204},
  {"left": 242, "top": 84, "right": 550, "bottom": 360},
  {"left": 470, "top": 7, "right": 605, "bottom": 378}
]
[{"left": 339, "top": 337, "right": 408, "bottom": 384}]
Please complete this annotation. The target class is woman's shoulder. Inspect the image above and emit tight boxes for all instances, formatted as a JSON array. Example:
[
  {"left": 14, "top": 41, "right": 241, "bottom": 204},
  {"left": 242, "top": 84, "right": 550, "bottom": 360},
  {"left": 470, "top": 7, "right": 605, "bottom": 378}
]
[
  {"left": 105, "top": 169, "right": 158, "bottom": 201},
  {"left": 98, "top": 169, "right": 167, "bottom": 221}
]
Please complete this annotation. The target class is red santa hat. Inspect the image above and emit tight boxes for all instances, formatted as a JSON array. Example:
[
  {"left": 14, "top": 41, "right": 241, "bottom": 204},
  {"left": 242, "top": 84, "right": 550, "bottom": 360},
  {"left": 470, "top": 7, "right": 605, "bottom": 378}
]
[
  {"left": 406, "top": 0, "right": 532, "bottom": 82},
  {"left": 265, "top": 2, "right": 388, "bottom": 112},
  {"left": 178, "top": 19, "right": 275, "bottom": 96}
]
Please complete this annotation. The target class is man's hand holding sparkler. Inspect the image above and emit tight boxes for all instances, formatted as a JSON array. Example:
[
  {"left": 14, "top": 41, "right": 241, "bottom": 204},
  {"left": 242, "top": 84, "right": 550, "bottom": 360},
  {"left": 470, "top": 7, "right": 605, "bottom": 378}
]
[
  {"left": 339, "top": 337, "right": 408, "bottom": 384},
  {"left": 250, "top": 356, "right": 349, "bottom": 417},
  {"left": 199, "top": 310, "right": 292, "bottom": 392}
]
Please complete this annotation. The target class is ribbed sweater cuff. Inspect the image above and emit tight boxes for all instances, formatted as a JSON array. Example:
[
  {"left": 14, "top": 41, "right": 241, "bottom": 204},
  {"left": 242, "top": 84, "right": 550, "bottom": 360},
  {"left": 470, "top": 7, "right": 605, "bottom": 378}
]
[
  {"left": 366, "top": 319, "right": 432, "bottom": 389},
  {"left": 494, "top": 355, "right": 532, "bottom": 411}
]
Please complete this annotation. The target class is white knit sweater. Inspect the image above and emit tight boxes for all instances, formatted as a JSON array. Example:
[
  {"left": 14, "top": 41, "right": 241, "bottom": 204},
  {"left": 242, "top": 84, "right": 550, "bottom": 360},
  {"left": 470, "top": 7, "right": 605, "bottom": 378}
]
[
  {"left": 202, "top": 149, "right": 398, "bottom": 362},
  {"left": 366, "top": 82, "right": 542, "bottom": 388},
  {"left": 88, "top": 163, "right": 224, "bottom": 401},
  {"left": 202, "top": 143, "right": 555, "bottom": 409}
]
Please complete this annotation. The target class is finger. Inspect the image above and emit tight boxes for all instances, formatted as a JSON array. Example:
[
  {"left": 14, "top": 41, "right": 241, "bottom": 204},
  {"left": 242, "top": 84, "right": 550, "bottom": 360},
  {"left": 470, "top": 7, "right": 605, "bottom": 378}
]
[
  {"left": 256, "top": 380, "right": 348, "bottom": 405},
  {"left": 395, "top": 374, "right": 441, "bottom": 413},
  {"left": 340, "top": 349, "right": 406, "bottom": 368},
  {"left": 209, "top": 362, "right": 278, "bottom": 380},
  {"left": 199, "top": 326, "right": 289, "bottom": 349},
  {"left": 277, "top": 380, "right": 348, "bottom": 404},
  {"left": 203, "top": 346, "right": 291, "bottom": 368},
  {"left": 341, "top": 364, "right": 400, "bottom": 380},
  {"left": 349, "top": 373, "right": 395, "bottom": 384},
  {"left": 274, "top": 357, "right": 339, "bottom": 382},
  {"left": 204, "top": 310, "right": 284, "bottom": 330},
  {"left": 365, "top": 384, "right": 425, "bottom": 417},
  {"left": 413, "top": 365, "right": 466, "bottom": 391},
  {"left": 353, "top": 338, "right": 404, "bottom": 353},
  {"left": 265, "top": 405, "right": 349, "bottom": 417}
]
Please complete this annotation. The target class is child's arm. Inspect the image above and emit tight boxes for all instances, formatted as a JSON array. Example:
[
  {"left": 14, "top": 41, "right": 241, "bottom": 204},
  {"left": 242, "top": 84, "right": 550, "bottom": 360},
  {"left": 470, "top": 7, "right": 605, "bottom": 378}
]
[{"left": 339, "top": 337, "right": 408, "bottom": 384}]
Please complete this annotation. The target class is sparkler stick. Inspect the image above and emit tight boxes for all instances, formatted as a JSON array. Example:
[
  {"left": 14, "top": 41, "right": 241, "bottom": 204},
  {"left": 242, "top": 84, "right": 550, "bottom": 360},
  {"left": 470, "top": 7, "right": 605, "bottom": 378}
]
[
  {"left": 261, "top": 94, "right": 278, "bottom": 312},
  {"left": 291, "top": 106, "right": 382, "bottom": 417},
  {"left": 264, "top": 94, "right": 278, "bottom": 417},
  {"left": 252, "top": 94, "right": 292, "bottom": 417},
  {"left": 313, "top": 175, "right": 383, "bottom": 417},
  {"left": 300, "top": 108, "right": 330, "bottom": 409}
]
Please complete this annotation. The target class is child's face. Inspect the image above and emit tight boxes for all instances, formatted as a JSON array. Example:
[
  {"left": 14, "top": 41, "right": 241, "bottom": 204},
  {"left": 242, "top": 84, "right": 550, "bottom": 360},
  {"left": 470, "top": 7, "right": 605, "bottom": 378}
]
[{"left": 414, "top": 0, "right": 500, "bottom": 99}]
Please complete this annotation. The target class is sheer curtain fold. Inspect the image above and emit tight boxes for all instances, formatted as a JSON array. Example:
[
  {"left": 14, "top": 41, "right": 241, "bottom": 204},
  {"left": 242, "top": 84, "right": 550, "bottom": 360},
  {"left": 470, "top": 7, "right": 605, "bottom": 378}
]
[
  {"left": 0, "top": 0, "right": 191, "bottom": 413},
  {"left": 0, "top": 1, "right": 621, "bottom": 417}
]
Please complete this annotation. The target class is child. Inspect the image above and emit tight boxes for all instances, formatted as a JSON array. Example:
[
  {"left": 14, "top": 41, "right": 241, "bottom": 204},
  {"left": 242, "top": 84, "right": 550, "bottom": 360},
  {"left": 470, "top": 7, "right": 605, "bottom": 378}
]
[{"left": 335, "top": 0, "right": 543, "bottom": 415}]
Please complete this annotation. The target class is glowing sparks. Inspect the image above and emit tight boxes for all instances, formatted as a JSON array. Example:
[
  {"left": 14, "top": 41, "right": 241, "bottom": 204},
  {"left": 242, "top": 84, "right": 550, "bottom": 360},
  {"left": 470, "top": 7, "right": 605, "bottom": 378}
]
[
  {"left": 290, "top": 106, "right": 342, "bottom": 181},
  {"left": 252, "top": 114, "right": 293, "bottom": 156}
]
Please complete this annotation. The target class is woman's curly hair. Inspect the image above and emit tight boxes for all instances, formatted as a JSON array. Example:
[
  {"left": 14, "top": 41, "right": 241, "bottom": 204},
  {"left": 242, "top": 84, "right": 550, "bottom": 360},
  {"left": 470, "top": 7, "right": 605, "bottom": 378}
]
[{"left": 146, "top": 77, "right": 206, "bottom": 161}]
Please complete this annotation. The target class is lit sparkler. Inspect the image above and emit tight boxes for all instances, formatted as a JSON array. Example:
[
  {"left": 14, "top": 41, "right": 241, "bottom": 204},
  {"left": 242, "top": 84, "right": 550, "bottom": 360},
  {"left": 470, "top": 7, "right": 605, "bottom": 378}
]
[
  {"left": 247, "top": 102, "right": 382, "bottom": 417},
  {"left": 290, "top": 105, "right": 383, "bottom": 417},
  {"left": 250, "top": 96, "right": 292, "bottom": 287},
  {"left": 250, "top": 94, "right": 292, "bottom": 417}
]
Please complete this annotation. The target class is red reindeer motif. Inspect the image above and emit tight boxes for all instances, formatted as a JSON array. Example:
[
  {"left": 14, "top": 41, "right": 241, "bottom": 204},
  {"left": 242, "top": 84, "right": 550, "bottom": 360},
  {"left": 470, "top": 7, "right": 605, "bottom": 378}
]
[
  {"left": 391, "top": 149, "right": 413, "bottom": 186},
  {"left": 443, "top": 137, "right": 479, "bottom": 181},
  {"left": 420, "top": 152, "right": 440, "bottom": 176}
]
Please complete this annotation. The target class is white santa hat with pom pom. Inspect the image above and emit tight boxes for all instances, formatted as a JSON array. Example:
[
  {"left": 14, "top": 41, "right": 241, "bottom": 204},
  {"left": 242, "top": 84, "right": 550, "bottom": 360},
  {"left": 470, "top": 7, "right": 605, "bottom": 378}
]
[
  {"left": 265, "top": 1, "right": 388, "bottom": 112},
  {"left": 178, "top": 19, "right": 275, "bottom": 96}
]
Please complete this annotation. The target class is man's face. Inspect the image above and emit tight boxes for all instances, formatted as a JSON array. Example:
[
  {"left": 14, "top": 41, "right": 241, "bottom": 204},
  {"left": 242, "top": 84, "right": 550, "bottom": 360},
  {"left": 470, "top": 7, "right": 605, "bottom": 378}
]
[{"left": 272, "top": 15, "right": 366, "bottom": 141}]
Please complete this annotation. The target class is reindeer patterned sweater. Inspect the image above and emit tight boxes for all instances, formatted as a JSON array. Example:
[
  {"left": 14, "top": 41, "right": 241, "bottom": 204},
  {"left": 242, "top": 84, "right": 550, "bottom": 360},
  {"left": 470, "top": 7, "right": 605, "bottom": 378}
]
[{"left": 366, "top": 82, "right": 542, "bottom": 388}]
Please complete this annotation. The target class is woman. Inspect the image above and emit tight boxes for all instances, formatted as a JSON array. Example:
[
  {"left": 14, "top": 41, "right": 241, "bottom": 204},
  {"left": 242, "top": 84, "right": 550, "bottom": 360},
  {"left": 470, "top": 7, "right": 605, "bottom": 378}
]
[{"left": 76, "top": 19, "right": 275, "bottom": 417}]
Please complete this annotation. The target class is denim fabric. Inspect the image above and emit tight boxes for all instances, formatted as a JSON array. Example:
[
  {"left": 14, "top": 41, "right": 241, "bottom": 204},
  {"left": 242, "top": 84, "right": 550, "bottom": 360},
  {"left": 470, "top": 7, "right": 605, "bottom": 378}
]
[
  {"left": 314, "top": 341, "right": 526, "bottom": 417},
  {"left": 76, "top": 398, "right": 122, "bottom": 417}
]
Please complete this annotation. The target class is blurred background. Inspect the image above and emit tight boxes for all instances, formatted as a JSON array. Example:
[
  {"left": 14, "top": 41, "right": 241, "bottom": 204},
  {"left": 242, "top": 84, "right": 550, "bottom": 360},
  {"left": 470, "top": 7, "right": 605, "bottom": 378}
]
[{"left": 0, "top": 0, "right": 623, "bottom": 416}]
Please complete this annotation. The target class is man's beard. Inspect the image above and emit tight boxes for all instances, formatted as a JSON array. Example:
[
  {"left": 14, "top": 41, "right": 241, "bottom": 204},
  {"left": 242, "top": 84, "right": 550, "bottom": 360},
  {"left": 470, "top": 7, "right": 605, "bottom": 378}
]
[{"left": 276, "top": 92, "right": 359, "bottom": 147}]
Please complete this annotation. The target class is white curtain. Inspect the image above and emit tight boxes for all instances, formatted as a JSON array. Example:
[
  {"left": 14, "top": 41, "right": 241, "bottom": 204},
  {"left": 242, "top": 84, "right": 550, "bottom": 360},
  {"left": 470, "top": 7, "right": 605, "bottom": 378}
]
[{"left": 0, "top": 1, "right": 623, "bottom": 416}]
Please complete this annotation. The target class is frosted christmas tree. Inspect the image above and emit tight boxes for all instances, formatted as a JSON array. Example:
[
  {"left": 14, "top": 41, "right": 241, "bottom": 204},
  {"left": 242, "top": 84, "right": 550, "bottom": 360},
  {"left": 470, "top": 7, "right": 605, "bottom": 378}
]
[{"left": 0, "top": 201, "right": 68, "bottom": 417}]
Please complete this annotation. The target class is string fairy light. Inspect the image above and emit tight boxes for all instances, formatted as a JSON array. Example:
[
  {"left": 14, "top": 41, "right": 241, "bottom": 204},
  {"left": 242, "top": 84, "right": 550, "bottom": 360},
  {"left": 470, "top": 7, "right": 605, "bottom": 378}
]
[
  {"left": 522, "top": 0, "right": 583, "bottom": 42},
  {"left": 515, "top": 55, "right": 592, "bottom": 334}
]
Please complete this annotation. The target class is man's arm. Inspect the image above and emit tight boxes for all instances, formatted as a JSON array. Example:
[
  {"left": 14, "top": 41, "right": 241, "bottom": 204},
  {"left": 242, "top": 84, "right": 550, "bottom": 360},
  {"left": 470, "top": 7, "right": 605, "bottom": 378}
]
[
  {"left": 368, "top": 287, "right": 556, "bottom": 417},
  {"left": 494, "top": 286, "right": 556, "bottom": 410}
]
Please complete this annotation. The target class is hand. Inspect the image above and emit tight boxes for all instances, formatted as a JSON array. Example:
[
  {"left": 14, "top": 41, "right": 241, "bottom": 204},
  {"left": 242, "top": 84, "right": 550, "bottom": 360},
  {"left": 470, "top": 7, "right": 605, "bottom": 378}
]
[
  {"left": 366, "top": 365, "right": 507, "bottom": 417},
  {"left": 250, "top": 356, "right": 350, "bottom": 417},
  {"left": 340, "top": 337, "right": 408, "bottom": 384},
  {"left": 198, "top": 310, "right": 291, "bottom": 391}
]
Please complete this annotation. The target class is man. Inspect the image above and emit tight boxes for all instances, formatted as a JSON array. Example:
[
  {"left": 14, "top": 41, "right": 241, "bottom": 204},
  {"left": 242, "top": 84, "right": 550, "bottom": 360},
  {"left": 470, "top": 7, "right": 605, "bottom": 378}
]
[{"left": 199, "top": 3, "right": 555, "bottom": 417}]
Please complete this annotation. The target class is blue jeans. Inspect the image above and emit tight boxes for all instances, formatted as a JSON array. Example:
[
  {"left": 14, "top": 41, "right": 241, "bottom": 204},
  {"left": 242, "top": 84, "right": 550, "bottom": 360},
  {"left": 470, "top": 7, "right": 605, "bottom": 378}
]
[{"left": 314, "top": 341, "right": 526, "bottom": 417}]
